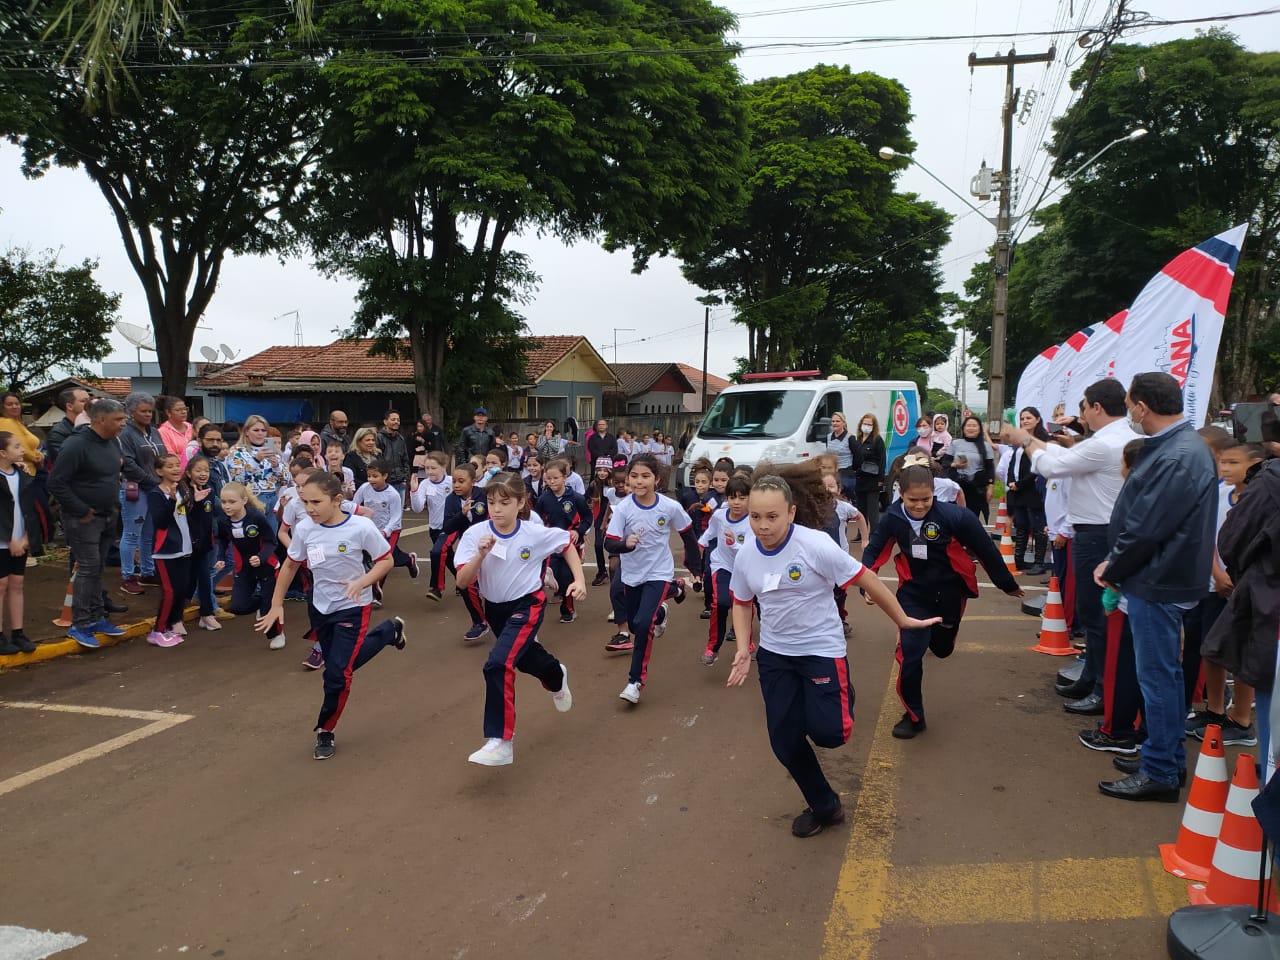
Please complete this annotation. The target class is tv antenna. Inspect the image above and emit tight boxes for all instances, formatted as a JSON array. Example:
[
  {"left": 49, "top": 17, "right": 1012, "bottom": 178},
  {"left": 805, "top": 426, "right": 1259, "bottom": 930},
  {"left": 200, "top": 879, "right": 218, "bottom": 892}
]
[
  {"left": 219, "top": 343, "right": 240, "bottom": 362},
  {"left": 199, "top": 346, "right": 220, "bottom": 363},
  {"left": 275, "top": 310, "right": 302, "bottom": 346},
  {"left": 115, "top": 321, "right": 156, "bottom": 377}
]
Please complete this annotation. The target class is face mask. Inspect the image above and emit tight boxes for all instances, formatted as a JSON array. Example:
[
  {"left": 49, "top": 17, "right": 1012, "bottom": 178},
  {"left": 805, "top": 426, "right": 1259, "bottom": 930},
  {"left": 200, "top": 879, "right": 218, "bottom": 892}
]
[
  {"left": 1127, "top": 405, "right": 1146, "bottom": 435},
  {"left": 860, "top": 424, "right": 872, "bottom": 435},
  {"left": 917, "top": 427, "right": 929, "bottom": 438}
]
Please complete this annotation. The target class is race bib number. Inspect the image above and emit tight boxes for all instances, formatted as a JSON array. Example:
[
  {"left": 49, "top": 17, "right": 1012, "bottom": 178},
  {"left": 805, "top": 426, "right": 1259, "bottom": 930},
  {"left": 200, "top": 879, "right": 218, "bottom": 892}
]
[
  {"left": 307, "top": 545, "right": 326, "bottom": 566},
  {"left": 911, "top": 544, "right": 928, "bottom": 560},
  {"left": 489, "top": 540, "right": 507, "bottom": 560},
  {"left": 762, "top": 573, "right": 782, "bottom": 593}
]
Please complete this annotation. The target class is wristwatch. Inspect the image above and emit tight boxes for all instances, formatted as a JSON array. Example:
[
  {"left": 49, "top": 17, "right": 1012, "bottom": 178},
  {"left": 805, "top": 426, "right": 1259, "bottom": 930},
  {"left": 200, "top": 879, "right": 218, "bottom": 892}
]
[{"left": 1021, "top": 437, "right": 1034, "bottom": 450}]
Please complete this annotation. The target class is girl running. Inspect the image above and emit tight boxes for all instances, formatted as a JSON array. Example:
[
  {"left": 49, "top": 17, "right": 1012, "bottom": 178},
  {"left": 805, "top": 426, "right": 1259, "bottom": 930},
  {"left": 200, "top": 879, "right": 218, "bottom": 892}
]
[
  {"left": 408, "top": 452, "right": 452, "bottom": 545},
  {"left": 535, "top": 458, "right": 591, "bottom": 623},
  {"left": 604, "top": 465, "right": 632, "bottom": 649},
  {"left": 603, "top": 453, "right": 701, "bottom": 704},
  {"left": 821, "top": 471, "right": 869, "bottom": 635},
  {"left": 215, "top": 481, "right": 284, "bottom": 650},
  {"left": 455, "top": 472, "right": 583, "bottom": 766},
  {"left": 726, "top": 467, "right": 941, "bottom": 837},
  {"left": 183, "top": 455, "right": 221, "bottom": 632},
  {"left": 353, "top": 458, "right": 419, "bottom": 603},
  {"left": 257, "top": 471, "right": 406, "bottom": 761},
  {"left": 146, "top": 453, "right": 194, "bottom": 647},
  {"left": 698, "top": 473, "right": 751, "bottom": 665},
  {"left": 862, "top": 464, "right": 1023, "bottom": 739},
  {"left": 324, "top": 440, "right": 356, "bottom": 499},
  {"left": 427, "top": 463, "right": 489, "bottom": 641},
  {"left": 588, "top": 457, "right": 615, "bottom": 587}
]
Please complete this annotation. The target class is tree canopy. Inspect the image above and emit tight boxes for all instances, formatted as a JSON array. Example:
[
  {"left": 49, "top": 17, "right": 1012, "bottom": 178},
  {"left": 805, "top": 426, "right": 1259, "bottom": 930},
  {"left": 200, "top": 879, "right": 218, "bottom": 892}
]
[
  {"left": 0, "top": 247, "right": 120, "bottom": 392},
  {"left": 958, "top": 31, "right": 1280, "bottom": 402},
  {"left": 306, "top": 0, "right": 747, "bottom": 424},
  {"left": 680, "top": 64, "right": 953, "bottom": 379}
]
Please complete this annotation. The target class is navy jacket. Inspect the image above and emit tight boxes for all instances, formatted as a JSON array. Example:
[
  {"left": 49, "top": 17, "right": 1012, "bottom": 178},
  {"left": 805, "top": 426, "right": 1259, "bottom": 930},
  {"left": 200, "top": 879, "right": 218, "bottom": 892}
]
[
  {"left": 215, "top": 506, "right": 278, "bottom": 574},
  {"left": 0, "top": 466, "right": 42, "bottom": 553},
  {"left": 442, "top": 490, "right": 487, "bottom": 538},
  {"left": 1101, "top": 421, "right": 1217, "bottom": 604},
  {"left": 535, "top": 488, "right": 591, "bottom": 541},
  {"left": 147, "top": 486, "right": 192, "bottom": 556},
  {"left": 863, "top": 499, "right": 1017, "bottom": 597}
]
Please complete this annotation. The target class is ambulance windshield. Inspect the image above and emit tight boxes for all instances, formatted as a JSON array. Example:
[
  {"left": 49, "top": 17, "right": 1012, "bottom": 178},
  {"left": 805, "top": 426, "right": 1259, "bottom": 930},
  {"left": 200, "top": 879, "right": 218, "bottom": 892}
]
[{"left": 698, "top": 389, "right": 816, "bottom": 439}]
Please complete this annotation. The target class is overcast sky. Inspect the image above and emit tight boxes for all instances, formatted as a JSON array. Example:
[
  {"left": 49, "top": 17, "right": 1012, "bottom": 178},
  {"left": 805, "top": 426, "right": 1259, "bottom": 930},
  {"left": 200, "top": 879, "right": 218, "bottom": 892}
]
[{"left": 3, "top": 0, "right": 1276, "bottom": 403}]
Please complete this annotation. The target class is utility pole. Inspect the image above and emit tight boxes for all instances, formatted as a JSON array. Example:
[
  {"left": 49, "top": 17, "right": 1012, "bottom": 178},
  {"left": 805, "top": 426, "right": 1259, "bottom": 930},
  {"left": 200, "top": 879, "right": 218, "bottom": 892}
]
[
  {"left": 969, "top": 47, "right": 1054, "bottom": 433},
  {"left": 701, "top": 305, "right": 710, "bottom": 414}
]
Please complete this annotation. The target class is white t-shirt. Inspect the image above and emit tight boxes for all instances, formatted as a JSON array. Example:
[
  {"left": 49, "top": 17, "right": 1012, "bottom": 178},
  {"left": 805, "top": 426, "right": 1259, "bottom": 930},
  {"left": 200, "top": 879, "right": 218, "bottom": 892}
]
[
  {"left": 698, "top": 507, "right": 752, "bottom": 575},
  {"left": 606, "top": 493, "right": 692, "bottom": 586},
  {"left": 353, "top": 482, "right": 403, "bottom": 536},
  {"left": 152, "top": 489, "right": 192, "bottom": 559},
  {"left": 730, "top": 523, "right": 865, "bottom": 659},
  {"left": 566, "top": 471, "right": 586, "bottom": 496},
  {"left": 287, "top": 514, "right": 390, "bottom": 614},
  {"left": 409, "top": 476, "right": 453, "bottom": 529},
  {"left": 2, "top": 467, "right": 22, "bottom": 542},
  {"left": 1210, "top": 480, "right": 1238, "bottom": 591},
  {"left": 833, "top": 499, "right": 861, "bottom": 552},
  {"left": 454, "top": 519, "right": 571, "bottom": 603},
  {"left": 281, "top": 496, "right": 356, "bottom": 531}
]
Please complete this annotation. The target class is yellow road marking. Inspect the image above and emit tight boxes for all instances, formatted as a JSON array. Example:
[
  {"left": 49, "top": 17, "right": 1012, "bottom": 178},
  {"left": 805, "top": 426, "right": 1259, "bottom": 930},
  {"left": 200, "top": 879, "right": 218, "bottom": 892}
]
[{"left": 0, "top": 701, "right": 194, "bottom": 798}]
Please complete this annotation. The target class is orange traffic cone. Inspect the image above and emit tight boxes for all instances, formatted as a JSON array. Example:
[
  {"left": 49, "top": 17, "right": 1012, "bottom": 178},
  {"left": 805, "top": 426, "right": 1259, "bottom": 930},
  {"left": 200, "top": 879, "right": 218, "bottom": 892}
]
[
  {"left": 1159, "top": 724, "right": 1230, "bottom": 881},
  {"left": 1028, "top": 576, "right": 1074, "bottom": 655},
  {"left": 993, "top": 496, "right": 1008, "bottom": 538},
  {"left": 999, "top": 529, "right": 1021, "bottom": 577},
  {"left": 1188, "top": 754, "right": 1268, "bottom": 906},
  {"left": 51, "top": 563, "right": 77, "bottom": 628}
]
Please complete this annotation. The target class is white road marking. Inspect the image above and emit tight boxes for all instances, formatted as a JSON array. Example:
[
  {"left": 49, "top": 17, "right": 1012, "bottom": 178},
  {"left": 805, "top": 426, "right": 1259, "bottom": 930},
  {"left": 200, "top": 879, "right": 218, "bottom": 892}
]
[
  {"left": 0, "top": 926, "right": 87, "bottom": 959},
  {"left": 0, "top": 702, "right": 194, "bottom": 799}
]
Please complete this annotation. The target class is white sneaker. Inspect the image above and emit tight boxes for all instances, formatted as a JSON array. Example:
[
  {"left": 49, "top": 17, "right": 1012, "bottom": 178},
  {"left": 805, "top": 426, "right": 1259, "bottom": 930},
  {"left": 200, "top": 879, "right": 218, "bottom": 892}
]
[
  {"left": 619, "top": 681, "right": 641, "bottom": 704},
  {"left": 198, "top": 616, "right": 222, "bottom": 631},
  {"left": 552, "top": 665, "right": 572, "bottom": 712},
  {"left": 468, "top": 738, "right": 514, "bottom": 766},
  {"left": 269, "top": 633, "right": 286, "bottom": 650},
  {"left": 653, "top": 602, "right": 669, "bottom": 639},
  {"left": 170, "top": 621, "right": 188, "bottom": 636}
]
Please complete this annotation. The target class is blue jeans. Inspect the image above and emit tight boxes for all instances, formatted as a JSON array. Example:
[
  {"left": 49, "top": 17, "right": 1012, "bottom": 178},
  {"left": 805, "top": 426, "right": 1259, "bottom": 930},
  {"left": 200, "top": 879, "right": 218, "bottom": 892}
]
[
  {"left": 1072, "top": 527, "right": 1109, "bottom": 695},
  {"left": 1257, "top": 686, "right": 1273, "bottom": 776},
  {"left": 257, "top": 490, "right": 279, "bottom": 534},
  {"left": 1127, "top": 594, "right": 1187, "bottom": 786},
  {"left": 119, "top": 487, "right": 155, "bottom": 578}
]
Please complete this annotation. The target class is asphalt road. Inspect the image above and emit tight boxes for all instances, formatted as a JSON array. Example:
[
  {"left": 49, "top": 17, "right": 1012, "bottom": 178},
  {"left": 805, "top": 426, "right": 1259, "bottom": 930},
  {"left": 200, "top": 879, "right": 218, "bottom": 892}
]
[{"left": 1, "top": 541, "right": 1216, "bottom": 960}]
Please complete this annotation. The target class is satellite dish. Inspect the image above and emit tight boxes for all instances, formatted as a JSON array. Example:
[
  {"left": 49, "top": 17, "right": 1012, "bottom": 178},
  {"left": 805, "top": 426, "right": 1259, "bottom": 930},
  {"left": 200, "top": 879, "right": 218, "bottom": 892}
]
[
  {"left": 220, "top": 343, "right": 240, "bottom": 361},
  {"left": 116, "top": 321, "right": 156, "bottom": 351},
  {"left": 199, "top": 346, "right": 220, "bottom": 363}
]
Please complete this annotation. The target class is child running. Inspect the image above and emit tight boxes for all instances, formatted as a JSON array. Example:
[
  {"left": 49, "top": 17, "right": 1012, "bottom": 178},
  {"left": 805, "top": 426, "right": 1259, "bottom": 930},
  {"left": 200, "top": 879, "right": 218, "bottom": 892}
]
[
  {"left": 604, "top": 465, "right": 632, "bottom": 649},
  {"left": 455, "top": 472, "right": 583, "bottom": 766},
  {"left": 535, "top": 457, "right": 591, "bottom": 623},
  {"left": 147, "top": 452, "right": 194, "bottom": 647},
  {"left": 428, "top": 462, "right": 489, "bottom": 641},
  {"left": 0, "top": 431, "right": 39, "bottom": 654},
  {"left": 588, "top": 457, "right": 615, "bottom": 587},
  {"left": 408, "top": 452, "right": 452, "bottom": 545},
  {"left": 257, "top": 470, "right": 406, "bottom": 760},
  {"left": 726, "top": 466, "right": 941, "bottom": 838},
  {"left": 698, "top": 473, "right": 752, "bottom": 665},
  {"left": 354, "top": 458, "right": 419, "bottom": 604},
  {"left": 862, "top": 464, "right": 1022, "bottom": 739},
  {"left": 215, "top": 481, "right": 285, "bottom": 650},
  {"left": 821, "top": 471, "right": 869, "bottom": 635},
  {"left": 183, "top": 455, "right": 221, "bottom": 632},
  {"left": 603, "top": 453, "right": 701, "bottom": 704}
]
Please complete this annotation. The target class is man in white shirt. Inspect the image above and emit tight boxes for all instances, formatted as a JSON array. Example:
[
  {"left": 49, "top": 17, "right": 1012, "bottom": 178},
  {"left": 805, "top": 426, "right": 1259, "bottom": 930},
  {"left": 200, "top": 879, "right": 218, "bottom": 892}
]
[{"left": 1003, "top": 379, "right": 1135, "bottom": 713}]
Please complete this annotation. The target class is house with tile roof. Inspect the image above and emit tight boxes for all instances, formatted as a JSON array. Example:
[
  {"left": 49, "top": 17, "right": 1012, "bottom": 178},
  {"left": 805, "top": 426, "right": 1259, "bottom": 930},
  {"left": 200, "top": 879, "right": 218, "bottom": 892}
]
[
  {"left": 676, "top": 364, "right": 732, "bottom": 414},
  {"left": 606, "top": 363, "right": 697, "bottom": 417},
  {"left": 193, "top": 335, "right": 618, "bottom": 429}
]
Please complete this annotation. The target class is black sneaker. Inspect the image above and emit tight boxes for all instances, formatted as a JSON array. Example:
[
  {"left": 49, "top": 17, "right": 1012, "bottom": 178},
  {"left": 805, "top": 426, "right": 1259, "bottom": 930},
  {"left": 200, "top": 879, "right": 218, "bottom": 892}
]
[
  {"left": 0, "top": 633, "right": 20, "bottom": 656},
  {"left": 1186, "top": 709, "right": 1227, "bottom": 738},
  {"left": 1078, "top": 727, "right": 1141, "bottom": 755},
  {"left": 591, "top": 572, "right": 609, "bottom": 587},
  {"left": 559, "top": 611, "right": 577, "bottom": 624},
  {"left": 9, "top": 630, "right": 36, "bottom": 654},
  {"left": 392, "top": 616, "right": 407, "bottom": 650},
  {"left": 691, "top": 579, "right": 702, "bottom": 593},
  {"left": 699, "top": 609, "right": 711, "bottom": 620},
  {"left": 463, "top": 623, "right": 489, "bottom": 642},
  {"left": 892, "top": 713, "right": 926, "bottom": 740},
  {"left": 791, "top": 803, "right": 845, "bottom": 838},
  {"left": 426, "top": 587, "right": 442, "bottom": 602},
  {"left": 1200, "top": 716, "right": 1257, "bottom": 746},
  {"left": 671, "top": 578, "right": 687, "bottom": 604},
  {"left": 407, "top": 552, "right": 419, "bottom": 579},
  {"left": 313, "top": 732, "right": 336, "bottom": 760},
  {"left": 605, "top": 632, "right": 633, "bottom": 652},
  {"left": 103, "top": 592, "right": 129, "bottom": 614}
]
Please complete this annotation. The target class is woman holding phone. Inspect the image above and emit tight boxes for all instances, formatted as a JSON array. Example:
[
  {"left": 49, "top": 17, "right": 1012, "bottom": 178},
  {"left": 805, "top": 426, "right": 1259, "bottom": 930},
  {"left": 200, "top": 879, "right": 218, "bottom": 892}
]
[{"left": 229, "top": 414, "right": 285, "bottom": 533}]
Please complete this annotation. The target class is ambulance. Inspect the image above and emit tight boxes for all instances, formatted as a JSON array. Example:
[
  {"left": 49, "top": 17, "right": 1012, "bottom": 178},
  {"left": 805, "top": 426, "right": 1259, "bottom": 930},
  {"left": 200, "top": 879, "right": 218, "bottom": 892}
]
[{"left": 679, "top": 372, "right": 921, "bottom": 486}]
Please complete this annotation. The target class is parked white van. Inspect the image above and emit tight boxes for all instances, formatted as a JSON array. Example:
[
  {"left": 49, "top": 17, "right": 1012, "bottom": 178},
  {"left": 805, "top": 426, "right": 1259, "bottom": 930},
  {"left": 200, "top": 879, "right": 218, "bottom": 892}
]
[{"left": 680, "top": 374, "right": 921, "bottom": 486}]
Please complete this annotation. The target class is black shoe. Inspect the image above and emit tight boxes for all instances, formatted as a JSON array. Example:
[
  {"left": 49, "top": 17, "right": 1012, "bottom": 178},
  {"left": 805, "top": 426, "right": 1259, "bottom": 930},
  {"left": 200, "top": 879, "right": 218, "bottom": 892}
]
[
  {"left": 102, "top": 591, "right": 129, "bottom": 614},
  {"left": 591, "top": 573, "right": 609, "bottom": 587},
  {"left": 791, "top": 803, "right": 845, "bottom": 838},
  {"left": 892, "top": 712, "right": 926, "bottom": 739},
  {"left": 1098, "top": 773, "right": 1180, "bottom": 802},
  {"left": 1056, "top": 660, "right": 1085, "bottom": 686},
  {"left": 1078, "top": 727, "right": 1140, "bottom": 755},
  {"left": 1027, "top": 564, "right": 1049, "bottom": 577},
  {"left": 691, "top": 579, "right": 702, "bottom": 593},
  {"left": 392, "top": 616, "right": 406, "bottom": 650},
  {"left": 699, "top": 609, "right": 711, "bottom": 620},
  {"left": 8, "top": 630, "right": 36, "bottom": 654},
  {"left": 1112, "top": 757, "right": 1187, "bottom": 786},
  {"left": 313, "top": 732, "right": 336, "bottom": 760},
  {"left": 0, "top": 633, "right": 20, "bottom": 656},
  {"left": 426, "top": 587, "right": 442, "bottom": 602},
  {"left": 1064, "top": 692, "right": 1104, "bottom": 716},
  {"left": 1071, "top": 628, "right": 1086, "bottom": 639},
  {"left": 1056, "top": 678, "right": 1092, "bottom": 699}
]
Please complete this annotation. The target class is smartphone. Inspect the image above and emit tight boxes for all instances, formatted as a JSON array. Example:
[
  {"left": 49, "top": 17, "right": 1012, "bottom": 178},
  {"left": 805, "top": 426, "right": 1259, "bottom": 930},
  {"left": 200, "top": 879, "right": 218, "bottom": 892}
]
[{"left": 1046, "top": 422, "right": 1064, "bottom": 435}]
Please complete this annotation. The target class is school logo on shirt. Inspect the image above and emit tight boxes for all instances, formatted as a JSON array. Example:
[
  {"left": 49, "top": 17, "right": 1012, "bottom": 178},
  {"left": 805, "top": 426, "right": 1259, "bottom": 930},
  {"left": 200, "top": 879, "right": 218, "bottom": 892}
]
[
  {"left": 562, "top": 501, "right": 573, "bottom": 514},
  {"left": 519, "top": 547, "right": 531, "bottom": 561},
  {"left": 786, "top": 562, "right": 803, "bottom": 583},
  {"left": 203, "top": 501, "right": 212, "bottom": 513},
  {"left": 736, "top": 532, "right": 746, "bottom": 544},
  {"left": 657, "top": 517, "right": 667, "bottom": 528},
  {"left": 923, "top": 522, "right": 941, "bottom": 541},
  {"left": 245, "top": 524, "right": 259, "bottom": 538},
  {"left": 175, "top": 502, "right": 187, "bottom": 515},
  {"left": 337, "top": 541, "right": 349, "bottom": 554},
  {"left": 476, "top": 504, "right": 486, "bottom": 515}
]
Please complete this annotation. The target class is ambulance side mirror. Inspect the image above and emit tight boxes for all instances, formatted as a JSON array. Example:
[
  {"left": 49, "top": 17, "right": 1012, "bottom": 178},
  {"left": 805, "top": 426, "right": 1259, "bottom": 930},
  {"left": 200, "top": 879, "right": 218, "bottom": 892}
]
[{"left": 808, "top": 417, "right": 832, "bottom": 443}]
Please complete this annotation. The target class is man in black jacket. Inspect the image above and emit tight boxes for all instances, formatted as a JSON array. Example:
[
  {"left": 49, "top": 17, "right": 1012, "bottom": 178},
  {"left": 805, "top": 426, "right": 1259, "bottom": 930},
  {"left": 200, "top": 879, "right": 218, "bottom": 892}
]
[
  {"left": 48, "top": 399, "right": 129, "bottom": 649},
  {"left": 45, "top": 385, "right": 90, "bottom": 465},
  {"left": 586, "top": 418, "right": 619, "bottom": 466},
  {"left": 456, "top": 407, "right": 497, "bottom": 462},
  {"left": 1094, "top": 373, "right": 1218, "bottom": 802},
  {"left": 376, "top": 409, "right": 411, "bottom": 498}
]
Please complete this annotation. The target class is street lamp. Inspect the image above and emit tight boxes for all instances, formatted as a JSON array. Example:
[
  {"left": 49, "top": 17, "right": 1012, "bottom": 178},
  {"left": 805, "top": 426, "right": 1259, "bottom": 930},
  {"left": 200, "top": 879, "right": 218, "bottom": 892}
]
[
  {"left": 877, "top": 147, "right": 992, "bottom": 220},
  {"left": 1031, "top": 128, "right": 1148, "bottom": 210}
]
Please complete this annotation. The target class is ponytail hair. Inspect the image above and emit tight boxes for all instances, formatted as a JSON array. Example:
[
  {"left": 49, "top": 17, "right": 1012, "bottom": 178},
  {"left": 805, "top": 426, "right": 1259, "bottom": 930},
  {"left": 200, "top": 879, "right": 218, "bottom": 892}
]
[
  {"left": 221, "top": 481, "right": 266, "bottom": 513},
  {"left": 752, "top": 459, "right": 832, "bottom": 530}
]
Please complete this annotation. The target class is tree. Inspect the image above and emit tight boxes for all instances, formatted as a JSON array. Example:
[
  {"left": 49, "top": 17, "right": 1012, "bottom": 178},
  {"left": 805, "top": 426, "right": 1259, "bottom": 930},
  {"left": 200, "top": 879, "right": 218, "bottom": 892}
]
[
  {"left": 0, "top": 247, "right": 120, "bottom": 391},
  {"left": 1, "top": 1, "right": 324, "bottom": 396},
  {"left": 679, "top": 65, "right": 953, "bottom": 377},
  {"left": 959, "top": 32, "right": 1280, "bottom": 402},
  {"left": 306, "top": 0, "right": 746, "bottom": 424}
]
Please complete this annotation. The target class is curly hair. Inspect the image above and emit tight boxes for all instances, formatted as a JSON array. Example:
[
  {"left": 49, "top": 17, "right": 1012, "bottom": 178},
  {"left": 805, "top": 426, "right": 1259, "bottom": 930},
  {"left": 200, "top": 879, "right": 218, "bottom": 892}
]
[{"left": 751, "top": 459, "right": 833, "bottom": 530}]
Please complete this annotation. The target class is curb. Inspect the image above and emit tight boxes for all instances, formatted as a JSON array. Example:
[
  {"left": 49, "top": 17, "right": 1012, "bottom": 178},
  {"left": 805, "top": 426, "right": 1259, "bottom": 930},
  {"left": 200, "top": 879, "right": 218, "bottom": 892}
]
[{"left": 0, "top": 603, "right": 233, "bottom": 672}]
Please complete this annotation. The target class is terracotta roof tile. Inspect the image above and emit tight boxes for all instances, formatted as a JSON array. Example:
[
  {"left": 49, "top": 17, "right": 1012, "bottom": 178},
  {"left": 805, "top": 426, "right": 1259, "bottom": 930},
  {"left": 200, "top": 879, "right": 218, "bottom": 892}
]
[
  {"left": 677, "top": 364, "right": 731, "bottom": 395},
  {"left": 609, "top": 363, "right": 695, "bottom": 396},
  {"left": 82, "top": 377, "right": 133, "bottom": 399},
  {"left": 523, "top": 336, "right": 589, "bottom": 380}
]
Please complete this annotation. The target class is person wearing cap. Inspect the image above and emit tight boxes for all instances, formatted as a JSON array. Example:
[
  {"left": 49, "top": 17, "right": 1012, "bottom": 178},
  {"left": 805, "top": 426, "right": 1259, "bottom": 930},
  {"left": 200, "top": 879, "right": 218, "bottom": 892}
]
[
  {"left": 586, "top": 418, "right": 619, "bottom": 467},
  {"left": 457, "top": 407, "right": 498, "bottom": 463}
]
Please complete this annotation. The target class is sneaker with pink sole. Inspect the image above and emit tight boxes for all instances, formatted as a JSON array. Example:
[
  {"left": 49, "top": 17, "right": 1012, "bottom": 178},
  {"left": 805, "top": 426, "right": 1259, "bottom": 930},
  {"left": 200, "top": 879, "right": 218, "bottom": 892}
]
[{"left": 146, "top": 631, "right": 183, "bottom": 648}]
